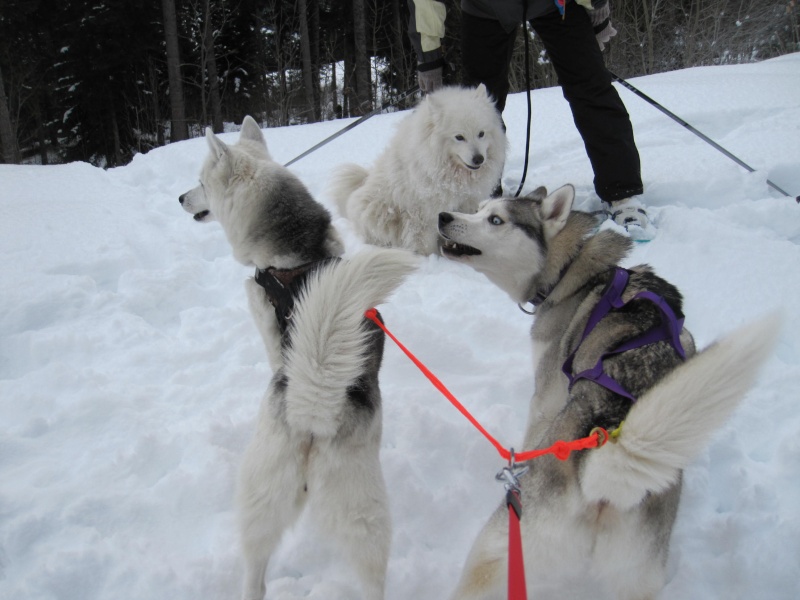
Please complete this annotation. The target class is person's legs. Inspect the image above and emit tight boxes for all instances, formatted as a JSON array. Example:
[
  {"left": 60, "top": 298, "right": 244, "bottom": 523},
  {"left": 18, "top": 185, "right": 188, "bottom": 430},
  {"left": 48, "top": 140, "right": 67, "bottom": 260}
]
[
  {"left": 530, "top": 6, "right": 643, "bottom": 204},
  {"left": 461, "top": 12, "right": 517, "bottom": 113},
  {"left": 461, "top": 12, "right": 516, "bottom": 196}
]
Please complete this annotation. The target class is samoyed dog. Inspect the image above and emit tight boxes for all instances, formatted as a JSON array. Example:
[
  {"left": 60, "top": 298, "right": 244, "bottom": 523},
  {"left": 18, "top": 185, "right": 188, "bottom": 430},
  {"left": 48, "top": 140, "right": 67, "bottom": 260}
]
[{"left": 331, "top": 84, "right": 506, "bottom": 255}]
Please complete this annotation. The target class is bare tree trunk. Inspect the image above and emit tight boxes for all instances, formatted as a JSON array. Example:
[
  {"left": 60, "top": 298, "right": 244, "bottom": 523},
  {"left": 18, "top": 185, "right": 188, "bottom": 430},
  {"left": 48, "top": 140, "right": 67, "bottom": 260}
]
[
  {"left": 161, "top": 0, "right": 189, "bottom": 141},
  {"left": 253, "top": 9, "right": 271, "bottom": 122},
  {"left": 309, "top": 0, "right": 322, "bottom": 120},
  {"left": 298, "top": 0, "right": 318, "bottom": 121},
  {"left": 109, "top": 97, "right": 122, "bottom": 166},
  {"left": 344, "top": 29, "right": 355, "bottom": 117},
  {"left": 640, "top": 0, "right": 663, "bottom": 73},
  {"left": 391, "top": 0, "right": 413, "bottom": 98},
  {"left": 274, "top": 27, "right": 289, "bottom": 126},
  {"left": 0, "top": 63, "right": 19, "bottom": 163},
  {"left": 148, "top": 59, "right": 165, "bottom": 146},
  {"left": 203, "top": 0, "right": 224, "bottom": 132},
  {"left": 265, "top": 0, "right": 290, "bottom": 126},
  {"left": 33, "top": 97, "right": 48, "bottom": 165},
  {"left": 331, "top": 60, "right": 339, "bottom": 117},
  {"left": 352, "top": 0, "right": 372, "bottom": 115}
]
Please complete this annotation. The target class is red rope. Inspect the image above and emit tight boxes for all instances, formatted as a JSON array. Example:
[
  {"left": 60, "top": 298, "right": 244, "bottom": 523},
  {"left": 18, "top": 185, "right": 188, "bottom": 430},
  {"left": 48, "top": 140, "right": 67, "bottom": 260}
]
[
  {"left": 364, "top": 309, "right": 606, "bottom": 463},
  {"left": 506, "top": 490, "right": 527, "bottom": 599},
  {"left": 365, "top": 309, "right": 608, "bottom": 600}
]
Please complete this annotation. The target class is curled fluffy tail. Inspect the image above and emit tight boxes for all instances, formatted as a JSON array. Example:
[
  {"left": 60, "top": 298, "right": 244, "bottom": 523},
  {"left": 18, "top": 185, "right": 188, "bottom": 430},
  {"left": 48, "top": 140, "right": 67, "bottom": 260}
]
[
  {"left": 581, "top": 312, "right": 782, "bottom": 509},
  {"left": 329, "top": 163, "right": 369, "bottom": 218},
  {"left": 282, "top": 248, "right": 418, "bottom": 437}
]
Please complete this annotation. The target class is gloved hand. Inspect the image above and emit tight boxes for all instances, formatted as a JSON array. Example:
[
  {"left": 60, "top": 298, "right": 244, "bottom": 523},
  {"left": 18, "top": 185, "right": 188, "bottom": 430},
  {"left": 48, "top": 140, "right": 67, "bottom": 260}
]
[
  {"left": 589, "top": 3, "right": 617, "bottom": 51},
  {"left": 418, "top": 66, "right": 443, "bottom": 93},
  {"left": 418, "top": 65, "right": 443, "bottom": 93}
]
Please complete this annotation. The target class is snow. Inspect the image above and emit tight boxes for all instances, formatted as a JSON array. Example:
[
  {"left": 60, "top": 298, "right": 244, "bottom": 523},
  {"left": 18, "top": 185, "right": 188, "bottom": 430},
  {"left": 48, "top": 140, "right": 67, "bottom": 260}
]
[{"left": 2, "top": 53, "right": 800, "bottom": 600}]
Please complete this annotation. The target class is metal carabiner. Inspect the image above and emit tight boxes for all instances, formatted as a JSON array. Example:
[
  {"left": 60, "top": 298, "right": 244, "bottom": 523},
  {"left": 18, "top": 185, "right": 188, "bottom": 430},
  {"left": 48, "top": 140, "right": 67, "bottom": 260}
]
[{"left": 496, "top": 448, "right": 529, "bottom": 492}]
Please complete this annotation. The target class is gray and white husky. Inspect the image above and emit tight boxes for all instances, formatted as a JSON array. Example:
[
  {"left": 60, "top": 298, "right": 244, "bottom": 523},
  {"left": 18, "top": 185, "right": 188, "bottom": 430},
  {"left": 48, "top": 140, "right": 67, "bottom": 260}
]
[
  {"left": 437, "top": 185, "right": 780, "bottom": 599},
  {"left": 180, "top": 116, "right": 417, "bottom": 600}
]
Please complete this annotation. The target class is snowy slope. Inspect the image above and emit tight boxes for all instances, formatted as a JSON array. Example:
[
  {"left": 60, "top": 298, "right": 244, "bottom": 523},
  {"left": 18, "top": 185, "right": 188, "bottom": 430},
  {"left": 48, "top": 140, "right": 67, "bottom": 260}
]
[{"left": 1, "top": 53, "right": 799, "bottom": 600}]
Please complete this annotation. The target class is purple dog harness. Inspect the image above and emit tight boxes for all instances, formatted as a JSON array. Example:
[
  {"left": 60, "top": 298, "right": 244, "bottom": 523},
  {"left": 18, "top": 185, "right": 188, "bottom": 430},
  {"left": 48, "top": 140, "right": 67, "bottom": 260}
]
[{"left": 562, "top": 268, "right": 686, "bottom": 403}]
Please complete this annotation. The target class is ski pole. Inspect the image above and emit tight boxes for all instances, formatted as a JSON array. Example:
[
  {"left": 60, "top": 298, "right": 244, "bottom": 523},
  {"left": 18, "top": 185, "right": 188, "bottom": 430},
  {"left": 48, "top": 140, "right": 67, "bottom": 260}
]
[
  {"left": 284, "top": 85, "right": 420, "bottom": 168},
  {"left": 609, "top": 71, "right": 798, "bottom": 203}
]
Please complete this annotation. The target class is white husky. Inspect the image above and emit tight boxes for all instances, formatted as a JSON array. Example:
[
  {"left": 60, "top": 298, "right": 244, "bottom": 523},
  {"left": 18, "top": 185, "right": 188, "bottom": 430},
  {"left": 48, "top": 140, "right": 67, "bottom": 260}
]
[
  {"left": 331, "top": 84, "right": 506, "bottom": 255},
  {"left": 437, "top": 185, "right": 781, "bottom": 599},
  {"left": 180, "top": 117, "right": 417, "bottom": 600}
]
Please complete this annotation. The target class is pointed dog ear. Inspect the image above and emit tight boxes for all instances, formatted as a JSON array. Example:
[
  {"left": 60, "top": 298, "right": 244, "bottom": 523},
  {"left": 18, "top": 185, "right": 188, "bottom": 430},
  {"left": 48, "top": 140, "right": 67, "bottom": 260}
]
[
  {"left": 524, "top": 186, "right": 548, "bottom": 201},
  {"left": 474, "top": 83, "right": 499, "bottom": 107},
  {"left": 205, "top": 127, "right": 229, "bottom": 161},
  {"left": 239, "top": 115, "right": 267, "bottom": 148},
  {"left": 540, "top": 184, "right": 575, "bottom": 239}
]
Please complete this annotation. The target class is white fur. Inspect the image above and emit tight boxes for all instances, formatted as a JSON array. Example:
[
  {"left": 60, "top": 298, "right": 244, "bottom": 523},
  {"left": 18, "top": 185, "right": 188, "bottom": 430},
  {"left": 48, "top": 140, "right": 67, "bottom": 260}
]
[
  {"left": 180, "top": 116, "right": 345, "bottom": 269},
  {"left": 282, "top": 249, "right": 419, "bottom": 437},
  {"left": 181, "top": 119, "right": 418, "bottom": 599},
  {"left": 439, "top": 186, "right": 782, "bottom": 599},
  {"left": 237, "top": 392, "right": 390, "bottom": 600},
  {"left": 237, "top": 248, "right": 416, "bottom": 600},
  {"left": 447, "top": 311, "right": 780, "bottom": 600},
  {"left": 581, "top": 311, "right": 783, "bottom": 509},
  {"left": 330, "top": 84, "right": 506, "bottom": 255}
]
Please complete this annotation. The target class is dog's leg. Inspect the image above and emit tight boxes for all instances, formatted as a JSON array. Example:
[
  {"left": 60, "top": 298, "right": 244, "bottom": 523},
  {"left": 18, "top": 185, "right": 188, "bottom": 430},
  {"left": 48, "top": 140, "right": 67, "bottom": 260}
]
[
  {"left": 348, "top": 187, "right": 408, "bottom": 251},
  {"left": 308, "top": 436, "right": 391, "bottom": 600},
  {"left": 604, "top": 563, "right": 665, "bottom": 600},
  {"left": 592, "top": 494, "right": 674, "bottom": 600},
  {"left": 245, "top": 278, "right": 282, "bottom": 370},
  {"left": 448, "top": 506, "right": 507, "bottom": 600},
  {"left": 236, "top": 405, "right": 309, "bottom": 600}
]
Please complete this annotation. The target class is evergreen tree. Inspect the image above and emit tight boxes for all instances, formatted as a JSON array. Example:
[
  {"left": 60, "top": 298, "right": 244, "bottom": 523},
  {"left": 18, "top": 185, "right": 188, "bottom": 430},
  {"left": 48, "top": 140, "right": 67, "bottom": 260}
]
[{"left": 56, "top": 0, "right": 164, "bottom": 165}]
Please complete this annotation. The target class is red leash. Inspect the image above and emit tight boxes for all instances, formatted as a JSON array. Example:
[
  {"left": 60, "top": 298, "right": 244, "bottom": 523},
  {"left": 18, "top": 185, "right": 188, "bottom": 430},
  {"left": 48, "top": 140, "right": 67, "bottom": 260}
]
[
  {"left": 506, "top": 489, "right": 527, "bottom": 599},
  {"left": 364, "top": 309, "right": 606, "bottom": 463},
  {"left": 364, "top": 309, "right": 608, "bottom": 600}
]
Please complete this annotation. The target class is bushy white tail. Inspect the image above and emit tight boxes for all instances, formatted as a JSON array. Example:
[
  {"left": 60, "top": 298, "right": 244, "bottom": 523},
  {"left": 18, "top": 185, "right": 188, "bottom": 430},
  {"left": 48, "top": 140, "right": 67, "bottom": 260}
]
[
  {"left": 329, "top": 163, "right": 369, "bottom": 217},
  {"left": 581, "top": 312, "right": 782, "bottom": 509},
  {"left": 282, "top": 248, "right": 418, "bottom": 437}
]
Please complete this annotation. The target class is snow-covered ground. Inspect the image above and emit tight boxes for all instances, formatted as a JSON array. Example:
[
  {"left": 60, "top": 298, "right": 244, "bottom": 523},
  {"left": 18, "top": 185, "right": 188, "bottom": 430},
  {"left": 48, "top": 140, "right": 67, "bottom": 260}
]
[{"left": 1, "top": 53, "right": 799, "bottom": 600}]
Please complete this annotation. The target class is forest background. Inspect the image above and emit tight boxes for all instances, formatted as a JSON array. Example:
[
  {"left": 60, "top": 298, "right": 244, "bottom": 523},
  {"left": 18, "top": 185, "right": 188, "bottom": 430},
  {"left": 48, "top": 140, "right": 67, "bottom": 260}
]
[{"left": 0, "top": 0, "right": 797, "bottom": 168}]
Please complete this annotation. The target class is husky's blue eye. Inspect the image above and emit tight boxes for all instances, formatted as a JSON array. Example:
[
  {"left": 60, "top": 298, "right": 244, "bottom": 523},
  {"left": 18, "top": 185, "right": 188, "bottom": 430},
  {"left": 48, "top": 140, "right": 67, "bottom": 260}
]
[
  {"left": 455, "top": 135, "right": 465, "bottom": 141},
  {"left": 489, "top": 215, "right": 503, "bottom": 225}
]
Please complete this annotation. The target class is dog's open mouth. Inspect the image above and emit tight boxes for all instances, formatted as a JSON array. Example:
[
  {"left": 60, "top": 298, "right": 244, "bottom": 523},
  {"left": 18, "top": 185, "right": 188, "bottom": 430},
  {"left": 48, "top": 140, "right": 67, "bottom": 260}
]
[
  {"left": 440, "top": 237, "right": 481, "bottom": 257},
  {"left": 461, "top": 160, "right": 481, "bottom": 171},
  {"left": 193, "top": 210, "right": 211, "bottom": 221}
]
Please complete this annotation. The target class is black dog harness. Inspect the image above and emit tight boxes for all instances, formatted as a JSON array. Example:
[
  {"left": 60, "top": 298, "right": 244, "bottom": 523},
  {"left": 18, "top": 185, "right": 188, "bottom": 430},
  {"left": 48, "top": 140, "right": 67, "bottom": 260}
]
[
  {"left": 562, "top": 268, "right": 686, "bottom": 403},
  {"left": 254, "top": 258, "right": 338, "bottom": 334}
]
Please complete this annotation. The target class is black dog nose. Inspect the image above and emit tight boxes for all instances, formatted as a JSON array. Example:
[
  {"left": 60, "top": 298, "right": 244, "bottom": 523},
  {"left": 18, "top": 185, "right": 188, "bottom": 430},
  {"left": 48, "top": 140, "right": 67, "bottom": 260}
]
[
  {"left": 179, "top": 194, "right": 185, "bottom": 204},
  {"left": 439, "top": 212, "right": 454, "bottom": 227},
  {"left": 472, "top": 154, "right": 484, "bottom": 166}
]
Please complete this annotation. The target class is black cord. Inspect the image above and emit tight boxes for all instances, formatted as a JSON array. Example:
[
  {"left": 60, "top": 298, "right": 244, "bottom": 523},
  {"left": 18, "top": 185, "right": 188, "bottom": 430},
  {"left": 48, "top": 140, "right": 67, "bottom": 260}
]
[{"left": 514, "top": 11, "right": 533, "bottom": 197}]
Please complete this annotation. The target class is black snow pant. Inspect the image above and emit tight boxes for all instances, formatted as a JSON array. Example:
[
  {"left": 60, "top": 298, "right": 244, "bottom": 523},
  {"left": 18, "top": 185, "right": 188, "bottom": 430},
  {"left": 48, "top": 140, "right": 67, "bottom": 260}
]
[{"left": 461, "top": 6, "right": 643, "bottom": 203}]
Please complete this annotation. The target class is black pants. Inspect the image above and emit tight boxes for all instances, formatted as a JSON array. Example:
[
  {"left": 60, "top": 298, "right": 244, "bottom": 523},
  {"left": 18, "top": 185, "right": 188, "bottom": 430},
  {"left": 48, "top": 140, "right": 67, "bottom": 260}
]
[{"left": 461, "top": 6, "right": 643, "bottom": 203}]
